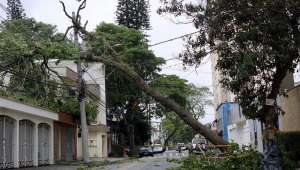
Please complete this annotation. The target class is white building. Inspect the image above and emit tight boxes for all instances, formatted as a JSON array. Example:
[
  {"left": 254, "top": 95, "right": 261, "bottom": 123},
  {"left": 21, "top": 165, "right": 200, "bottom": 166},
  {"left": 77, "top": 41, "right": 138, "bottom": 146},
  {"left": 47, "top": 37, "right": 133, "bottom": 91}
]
[
  {"left": 48, "top": 60, "right": 109, "bottom": 158},
  {"left": 0, "top": 96, "right": 58, "bottom": 169}
]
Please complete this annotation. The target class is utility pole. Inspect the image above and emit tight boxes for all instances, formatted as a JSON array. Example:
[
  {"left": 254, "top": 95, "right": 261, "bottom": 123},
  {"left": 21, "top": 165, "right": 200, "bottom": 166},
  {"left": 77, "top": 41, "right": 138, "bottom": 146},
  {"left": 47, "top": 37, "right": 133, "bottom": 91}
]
[{"left": 73, "top": 12, "right": 91, "bottom": 163}]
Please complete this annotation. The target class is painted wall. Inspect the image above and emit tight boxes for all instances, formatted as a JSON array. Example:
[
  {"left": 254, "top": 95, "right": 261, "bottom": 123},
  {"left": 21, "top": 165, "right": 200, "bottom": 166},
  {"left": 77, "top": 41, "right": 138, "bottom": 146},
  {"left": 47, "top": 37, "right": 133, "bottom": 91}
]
[
  {"left": 0, "top": 106, "right": 57, "bottom": 168},
  {"left": 280, "top": 85, "right": 300, "bottom": 131}
]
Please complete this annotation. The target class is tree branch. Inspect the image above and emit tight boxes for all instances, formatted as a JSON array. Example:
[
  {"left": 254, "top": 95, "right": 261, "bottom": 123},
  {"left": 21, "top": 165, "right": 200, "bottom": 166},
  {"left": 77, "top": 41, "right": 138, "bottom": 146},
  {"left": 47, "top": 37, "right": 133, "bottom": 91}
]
[
  {"left": 59, "top": 1, "right": 74, "bottom": 23},
  {"left": 52, "top": 26, "right": 74, "bottom": 42},
  {"left": 76, "top": 0, "right": 87, "bottom": 23}
]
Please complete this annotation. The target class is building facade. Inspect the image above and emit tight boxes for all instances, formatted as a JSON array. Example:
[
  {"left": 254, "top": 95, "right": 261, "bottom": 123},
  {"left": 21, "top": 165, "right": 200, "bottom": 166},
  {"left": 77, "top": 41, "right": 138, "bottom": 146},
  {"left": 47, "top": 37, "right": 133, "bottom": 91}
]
[
  {"left": 48, "top": 60, "right": 109, "bottom": 158},
  {"left": 0, "top": 96, "right": 58, "bottom": 169}
]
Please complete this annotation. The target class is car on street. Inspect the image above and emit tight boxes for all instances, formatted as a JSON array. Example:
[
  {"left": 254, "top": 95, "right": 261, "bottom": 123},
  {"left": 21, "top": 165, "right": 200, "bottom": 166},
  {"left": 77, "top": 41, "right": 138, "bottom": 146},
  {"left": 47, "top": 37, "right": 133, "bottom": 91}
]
[
  {"left": 177, "top": 143, "right": 186, "bottom": 150},
  {"left": 189, "top": 137, "right": 208, "bottom": 154},
  {"left": 152, "top": 144, "right": 164, "bottom": 153},
  {"left": 138, "top": 147, "right": 154, "bottom": 158}
]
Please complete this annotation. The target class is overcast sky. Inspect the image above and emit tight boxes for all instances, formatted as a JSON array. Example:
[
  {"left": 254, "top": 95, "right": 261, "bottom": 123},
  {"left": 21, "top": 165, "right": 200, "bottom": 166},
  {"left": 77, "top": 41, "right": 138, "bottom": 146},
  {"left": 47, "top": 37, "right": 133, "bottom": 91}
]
[{"left": 0, "top": 0, "right": 215, "bottom": 124}]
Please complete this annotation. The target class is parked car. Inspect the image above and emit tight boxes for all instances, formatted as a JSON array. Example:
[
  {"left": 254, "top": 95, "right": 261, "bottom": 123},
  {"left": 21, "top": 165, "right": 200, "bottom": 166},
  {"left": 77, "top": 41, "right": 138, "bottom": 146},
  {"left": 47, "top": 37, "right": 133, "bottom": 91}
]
[
  {"left": 152, "top": 144, "right": 164, "bottom": 153},
  {"left": 177, "top": 143, "right": 186, "bottom": 150},
  {"left": 139, "top": 147, "right": 154, "bottom": 158},
  {"left": 189, "top": 137, "right": 208, "bottom": 154}
]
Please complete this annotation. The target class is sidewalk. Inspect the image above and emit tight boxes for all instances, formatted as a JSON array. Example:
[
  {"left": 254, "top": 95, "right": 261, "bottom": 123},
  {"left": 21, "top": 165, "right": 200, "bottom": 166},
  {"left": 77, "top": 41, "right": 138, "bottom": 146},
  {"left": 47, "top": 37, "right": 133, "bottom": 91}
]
[{"left": 24, "top": 156, "right": 131, "bottom": 170}]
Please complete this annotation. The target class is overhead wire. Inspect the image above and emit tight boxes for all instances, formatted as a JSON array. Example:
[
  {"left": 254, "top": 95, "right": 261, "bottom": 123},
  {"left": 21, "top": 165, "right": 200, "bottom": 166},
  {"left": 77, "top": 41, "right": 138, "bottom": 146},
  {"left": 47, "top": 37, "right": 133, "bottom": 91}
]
[
  {"left": 0, "top": 64, "right": 77, "bottom": 88},
  {"left": 0, "top": 83, "right": 77, "bottom": 99},
  {"left": 118, "top": 31, "right": 199, "bottom": 56}
]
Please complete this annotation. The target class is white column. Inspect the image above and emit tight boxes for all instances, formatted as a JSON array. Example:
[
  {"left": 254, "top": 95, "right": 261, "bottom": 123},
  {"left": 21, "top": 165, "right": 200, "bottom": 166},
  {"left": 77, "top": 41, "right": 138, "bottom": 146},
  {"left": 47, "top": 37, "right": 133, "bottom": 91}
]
[
  {"left": 14, "top": 119, "right": 19, "bottom": 168},
  {"left": 33, "top": 123, "right": 38, "bottom": 166},
  {"left": 49, "top": 124, "right": 54, "bottom": 164}
]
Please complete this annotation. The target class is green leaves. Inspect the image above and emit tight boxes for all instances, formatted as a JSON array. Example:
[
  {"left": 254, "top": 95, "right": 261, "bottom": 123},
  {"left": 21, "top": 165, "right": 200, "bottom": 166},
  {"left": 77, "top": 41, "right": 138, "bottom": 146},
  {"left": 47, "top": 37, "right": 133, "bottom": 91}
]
[
  {"left": 158, "top": 0, "right": 300, "bottom": 123},
  {"left": 167, "top": 143, "right": 262, "bottom": 170}
]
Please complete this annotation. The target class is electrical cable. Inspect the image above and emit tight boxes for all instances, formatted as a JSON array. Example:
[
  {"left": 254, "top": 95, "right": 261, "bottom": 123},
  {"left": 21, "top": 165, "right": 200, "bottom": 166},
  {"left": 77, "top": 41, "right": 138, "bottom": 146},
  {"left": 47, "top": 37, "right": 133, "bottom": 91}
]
[
  {"left": 118, "top": 31, "right": 199, "bottom": 56},
  {"left": 0, "top": 83, "right": 77, "bottom": 99},
  {"left": 0, "top": 64, "right": 77, "bottom": 88}
]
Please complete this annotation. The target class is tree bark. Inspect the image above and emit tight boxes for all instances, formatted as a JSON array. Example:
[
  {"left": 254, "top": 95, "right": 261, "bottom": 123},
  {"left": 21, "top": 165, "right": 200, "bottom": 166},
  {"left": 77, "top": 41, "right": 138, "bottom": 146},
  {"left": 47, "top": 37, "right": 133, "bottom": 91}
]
[
  {"left": 70, "top": 19, "right": 230, "bottom": 151},
  {"left": 164, "top": 127, "right": 176, "bottom": 146},
  {"left": 129, "top": 123, "right": 135, "bottom": 154},
  {"left": 81, "top": 52, "right": 230, "bottom": 152}
]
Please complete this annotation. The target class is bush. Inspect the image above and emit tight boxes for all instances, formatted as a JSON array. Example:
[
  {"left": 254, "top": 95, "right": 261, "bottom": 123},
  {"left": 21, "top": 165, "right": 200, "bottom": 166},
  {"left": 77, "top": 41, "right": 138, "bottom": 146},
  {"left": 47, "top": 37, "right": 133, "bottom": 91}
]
[
  {"left": 167, "top": 143, "right": 261, "bottom": 170},
  {"left": 111, "top": 144, "right": 124, "bottom": 158},
  {"left": 277, "top": 133, "right": 300, "bottom": 169},
  {"left": 128, "top": 151, "right": 138, "bottom": 158}
]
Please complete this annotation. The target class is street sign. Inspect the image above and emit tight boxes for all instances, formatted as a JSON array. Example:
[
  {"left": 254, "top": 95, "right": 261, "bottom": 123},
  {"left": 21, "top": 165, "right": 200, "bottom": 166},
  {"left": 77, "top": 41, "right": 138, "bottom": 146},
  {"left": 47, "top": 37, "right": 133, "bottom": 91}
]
[{"left": 266, "top": 99, "right": 275, "bottom": 106}]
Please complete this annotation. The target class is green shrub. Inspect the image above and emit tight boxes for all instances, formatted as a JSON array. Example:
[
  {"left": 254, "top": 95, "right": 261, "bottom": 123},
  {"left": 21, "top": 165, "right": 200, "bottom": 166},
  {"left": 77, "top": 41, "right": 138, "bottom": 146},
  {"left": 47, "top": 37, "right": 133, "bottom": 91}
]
[
  {"left": 167, "top": 143, "right": 261, "bottom": 170},
  {"left": 128, "top": 151, "right": 138, "bottom": 158},
  {"left": 111, "top": 144, "right": 124, "bottom": 158},
  {"left": 277, "top": 133, "right": 300, "bottom": 169}
]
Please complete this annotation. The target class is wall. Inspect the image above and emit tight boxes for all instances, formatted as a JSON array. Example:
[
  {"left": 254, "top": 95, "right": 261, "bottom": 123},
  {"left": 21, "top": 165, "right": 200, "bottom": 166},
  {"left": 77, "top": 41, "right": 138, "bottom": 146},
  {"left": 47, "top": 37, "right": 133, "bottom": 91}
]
[
  {"left": 211, "top": 53, "right": 236, "bottom": 116},
  {"left": 0, "top": 109, "right": 55, "bottom": 168},
  {"left": 280, "top": 85, "right": 300, "bottom": 131}
]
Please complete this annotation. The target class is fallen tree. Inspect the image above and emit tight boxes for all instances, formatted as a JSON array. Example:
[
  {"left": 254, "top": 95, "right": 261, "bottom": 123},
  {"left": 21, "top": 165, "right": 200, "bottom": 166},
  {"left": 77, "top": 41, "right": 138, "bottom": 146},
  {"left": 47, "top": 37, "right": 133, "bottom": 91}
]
[{"left": 60, "top": 0, "right": 230, "bottom": 151}]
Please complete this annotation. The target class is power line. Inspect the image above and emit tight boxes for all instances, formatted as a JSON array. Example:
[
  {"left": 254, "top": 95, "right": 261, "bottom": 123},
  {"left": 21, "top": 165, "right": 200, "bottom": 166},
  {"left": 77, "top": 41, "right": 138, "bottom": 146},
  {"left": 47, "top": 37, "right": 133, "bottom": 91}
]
[
  {"left": 118, "top": 31, "right": 199, "bottom": 56},
  {"left": 0, "top": 83, "right": 76, "bottom": 99},
  {"left": 0, "top": 64, "right": 77, "bottom": 88}
]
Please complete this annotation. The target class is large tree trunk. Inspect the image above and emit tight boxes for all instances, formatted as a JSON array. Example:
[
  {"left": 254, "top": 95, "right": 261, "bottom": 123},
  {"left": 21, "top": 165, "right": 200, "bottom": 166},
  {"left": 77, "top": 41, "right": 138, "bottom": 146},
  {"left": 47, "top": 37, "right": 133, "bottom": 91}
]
[
  {"left": 75, "top": 24, "right": 230, "bottom": 152},
  {"left": 81, "top": 53, "right": 230, "bottom": 152},
  {"left": 129, "top": 123, "right": 135, "bottom": 154},
  {"left": 164, "top": 128, "right": 176, "bottom": 146},
  {"left": 264, "top": 54, "right": 297, "bottom": 147}
]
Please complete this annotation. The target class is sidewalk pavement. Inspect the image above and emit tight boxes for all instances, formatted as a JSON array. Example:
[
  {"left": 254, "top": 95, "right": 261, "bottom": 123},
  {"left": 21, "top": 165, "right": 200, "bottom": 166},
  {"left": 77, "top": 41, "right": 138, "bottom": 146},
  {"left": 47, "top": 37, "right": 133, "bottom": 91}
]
[{"left": 21, "top": 156, "right": 131, "bottom": 170}]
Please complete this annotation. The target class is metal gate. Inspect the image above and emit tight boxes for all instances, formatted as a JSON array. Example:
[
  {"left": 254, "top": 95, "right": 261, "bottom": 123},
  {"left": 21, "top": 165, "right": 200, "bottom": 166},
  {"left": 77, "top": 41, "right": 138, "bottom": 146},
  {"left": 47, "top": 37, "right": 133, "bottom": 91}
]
[
  {"left": 19, "top": 120, "right": 34, "bottom": 167},
  {"left": 0, "top": 116, "right": 14, "bottom": 169},
  {"left": 38, "top": 123, "right": 50, "bottom": 165},
  {"left": 65, "top": 129, "right": 74, "bottom": 161}
]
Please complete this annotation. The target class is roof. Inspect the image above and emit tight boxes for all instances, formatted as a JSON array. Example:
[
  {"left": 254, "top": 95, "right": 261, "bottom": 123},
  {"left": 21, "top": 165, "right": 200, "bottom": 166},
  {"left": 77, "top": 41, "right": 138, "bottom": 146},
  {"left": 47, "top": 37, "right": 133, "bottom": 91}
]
[
  {"left": 0, "top": 95, "right": 58, "bottom": 120},
  {"left": 0, "top": 95, "right": 57, "bottom": 113}
]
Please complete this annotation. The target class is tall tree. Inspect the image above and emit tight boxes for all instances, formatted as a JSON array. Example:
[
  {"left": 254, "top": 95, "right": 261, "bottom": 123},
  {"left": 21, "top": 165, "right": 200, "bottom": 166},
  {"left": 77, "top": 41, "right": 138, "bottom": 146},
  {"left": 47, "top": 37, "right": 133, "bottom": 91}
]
[
  {"left": 115, "top": 0, "right": 151, "bottom": 41},
  {"left": 157, "top": 0, "right": 300, "bottom": 146},
  {"left": 63, "top": 0, "right": 230, "bottom": 151},
  {"left": 94, "top": 22, "right": 165, "bottom": 153},
  {"left": 187, "top": 84, "right": 213, "bottom": 120},
  {"left": 7, "top": 0, "right": 26, "bottom": 20}
]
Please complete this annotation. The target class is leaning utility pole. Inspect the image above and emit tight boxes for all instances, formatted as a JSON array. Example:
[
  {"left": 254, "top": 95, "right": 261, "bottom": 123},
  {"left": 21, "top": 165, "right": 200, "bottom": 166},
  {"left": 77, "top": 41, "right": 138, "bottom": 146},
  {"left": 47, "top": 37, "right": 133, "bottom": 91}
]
[{"left": 73, "top": 12, "right": 91, "bottom": 163}]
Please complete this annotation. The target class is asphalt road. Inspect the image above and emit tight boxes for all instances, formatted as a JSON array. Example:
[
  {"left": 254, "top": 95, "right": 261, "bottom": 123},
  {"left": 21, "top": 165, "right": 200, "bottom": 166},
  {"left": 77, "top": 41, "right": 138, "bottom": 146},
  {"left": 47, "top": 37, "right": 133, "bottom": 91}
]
[
  {"left": 97, "top": 150, "right": 188, "bottom": 170},
  {"left": 20, "top": 150, "right": 188, "bottom": 170}
]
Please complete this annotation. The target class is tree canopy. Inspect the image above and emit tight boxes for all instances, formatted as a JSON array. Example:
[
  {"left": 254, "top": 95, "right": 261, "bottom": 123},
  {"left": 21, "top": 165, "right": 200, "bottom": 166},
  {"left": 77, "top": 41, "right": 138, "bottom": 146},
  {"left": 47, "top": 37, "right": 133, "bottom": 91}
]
[
  {"left": 7, "top": 0, "right": 26, "bottom": 20},
  {"left": 157, "top": 0, "right": 300, "bottom": 146},
  {"left": 0, "top": 18, "right": 99, "bottom": 124},
  {"left": 115, "top": 0, "right": 151, "bottom": 31},
  {"left": 115, "top": 0, "right": 152, "bottom": 41},
  {"left": 94, "top": 22, "right": 165, "bottom": 150}
]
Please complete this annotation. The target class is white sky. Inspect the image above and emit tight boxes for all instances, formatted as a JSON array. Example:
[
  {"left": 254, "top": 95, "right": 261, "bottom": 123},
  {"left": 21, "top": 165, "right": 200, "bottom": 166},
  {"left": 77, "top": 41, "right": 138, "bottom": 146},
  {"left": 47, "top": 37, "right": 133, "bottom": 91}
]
[{"left": 0, "top": 0, "right": 215, "bottom": 124}]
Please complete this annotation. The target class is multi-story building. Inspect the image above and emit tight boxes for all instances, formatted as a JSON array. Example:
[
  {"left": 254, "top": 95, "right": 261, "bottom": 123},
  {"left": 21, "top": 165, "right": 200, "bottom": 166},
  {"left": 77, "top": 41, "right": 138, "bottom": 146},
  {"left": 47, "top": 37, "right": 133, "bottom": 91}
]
[
  {"left": 48, "top": 60, "right": 109, "bottom": 158},
  {"left": 211, "top": 52, "right": 294, "bottom": 152}
]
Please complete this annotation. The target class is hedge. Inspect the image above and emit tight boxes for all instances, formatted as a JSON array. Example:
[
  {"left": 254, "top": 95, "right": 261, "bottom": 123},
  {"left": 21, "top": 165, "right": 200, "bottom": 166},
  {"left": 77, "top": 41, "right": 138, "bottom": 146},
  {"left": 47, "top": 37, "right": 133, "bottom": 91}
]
[
  {"left": 111, "top": 143, "right": 124, "bottom": 158},
  {"left": 277, "top": 132, "right": 300, "bottom": 169}
]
